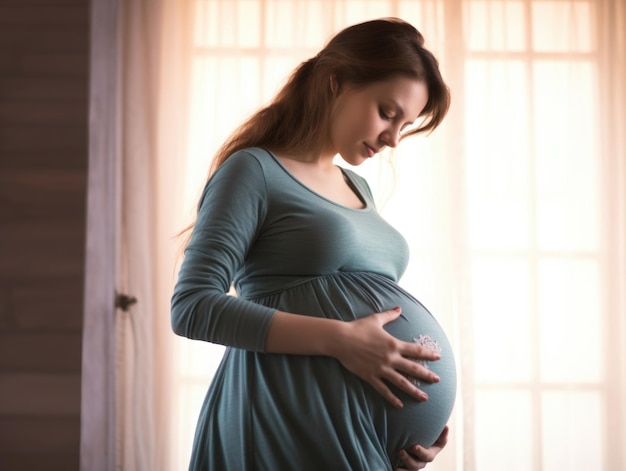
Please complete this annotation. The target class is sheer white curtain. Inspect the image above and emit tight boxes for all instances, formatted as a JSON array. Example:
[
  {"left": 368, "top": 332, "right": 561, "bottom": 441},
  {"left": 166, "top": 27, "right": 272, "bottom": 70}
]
[
  {"left": 91, "top": 0, "right": 625, "bottom": 469},
  {"left": 114, "top": 0, "right": 193, "bottom": 469},
  {"left": 83, "top": 0, "right": 191, "bottom": 469}
]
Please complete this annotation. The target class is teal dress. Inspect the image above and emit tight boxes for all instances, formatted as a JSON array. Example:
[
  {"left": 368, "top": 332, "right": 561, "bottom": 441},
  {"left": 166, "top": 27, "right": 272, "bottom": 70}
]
[{"left": 171, "top": 148, "right": 456, "bottom": 470}]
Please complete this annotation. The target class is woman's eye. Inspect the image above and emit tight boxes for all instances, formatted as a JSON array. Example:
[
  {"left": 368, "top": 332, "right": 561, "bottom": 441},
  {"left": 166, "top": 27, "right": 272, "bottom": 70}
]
[{"left": 379, "top": 107, "right": 394, "bottom": 120}]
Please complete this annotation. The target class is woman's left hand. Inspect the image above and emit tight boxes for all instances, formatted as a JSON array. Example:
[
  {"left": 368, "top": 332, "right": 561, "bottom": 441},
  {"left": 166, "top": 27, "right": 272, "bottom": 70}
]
[{"left": 394, "top": 426, "right": 449, "bottom": 470}]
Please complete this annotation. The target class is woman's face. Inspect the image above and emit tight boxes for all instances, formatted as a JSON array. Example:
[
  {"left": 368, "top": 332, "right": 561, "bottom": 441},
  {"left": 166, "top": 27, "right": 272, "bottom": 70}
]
[{"left": 328, "top": 75, "right": 429, "bottom": 166}]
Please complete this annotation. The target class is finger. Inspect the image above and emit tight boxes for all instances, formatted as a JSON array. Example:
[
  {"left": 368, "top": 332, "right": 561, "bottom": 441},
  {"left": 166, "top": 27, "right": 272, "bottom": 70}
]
[
  {"left": 378, "top": 306, "right": 403, "bottom": 325},
  {"left": 395, "top": 449, "right": 425, "bottom": 470},
  {"left": 370, "top": 377, "right": 404, "bottom": 409},
  {"left": 400, "top": 341, "right": 442, "bottom": 361},
  {"left": 384, "top": 370, "right": 429, "bottom": 402},
  {"left": 432, "top": 425, "right": 449, "bottom": 448},
  {"left": 408, "top": 444, "right": 436, "bottom": 463},
  {"left": 396, "top": 357, "right": 440, "bottom": 384},
  {"left": 407, "top": 426, "right": 449, "bottom": 462}
]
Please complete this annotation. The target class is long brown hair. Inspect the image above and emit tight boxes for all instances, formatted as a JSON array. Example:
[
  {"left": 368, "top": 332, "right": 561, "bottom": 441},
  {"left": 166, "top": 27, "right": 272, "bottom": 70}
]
[{"left": 209, "top": 17, "right": 450, "bottom": 175}]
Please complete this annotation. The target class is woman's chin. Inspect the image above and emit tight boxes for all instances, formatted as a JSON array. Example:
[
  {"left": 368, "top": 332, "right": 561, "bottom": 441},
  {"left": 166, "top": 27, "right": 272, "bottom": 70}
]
[{"left": 339, "top": 153, "right": 369, "bottom": 167}]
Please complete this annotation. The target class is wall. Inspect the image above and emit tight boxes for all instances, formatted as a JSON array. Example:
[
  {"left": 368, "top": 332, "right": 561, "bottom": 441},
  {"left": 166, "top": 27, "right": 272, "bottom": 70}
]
[{"left": 0, "top": 1, "right": 89, "bottom": 469}]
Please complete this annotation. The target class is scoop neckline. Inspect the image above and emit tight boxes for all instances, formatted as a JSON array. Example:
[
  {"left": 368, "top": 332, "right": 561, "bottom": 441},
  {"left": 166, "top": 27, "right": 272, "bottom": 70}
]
[{"left": 265, "top": 149, "right": 371, "bottom": 212}]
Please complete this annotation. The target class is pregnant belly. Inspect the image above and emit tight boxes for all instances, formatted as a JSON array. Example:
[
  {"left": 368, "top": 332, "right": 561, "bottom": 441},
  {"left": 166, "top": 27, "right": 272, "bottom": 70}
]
[
  {"left": 252, "top": 272, "right": 456, "bottom": 466},
  {"left": 375, "top": 284, "right": 457, "bottom": 461},
  {"left": 325, "top": 272, "right": 456, "bottom": 458}
]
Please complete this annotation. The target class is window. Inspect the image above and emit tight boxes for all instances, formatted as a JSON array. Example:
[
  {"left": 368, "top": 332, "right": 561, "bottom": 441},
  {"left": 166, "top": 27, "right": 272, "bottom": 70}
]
[
  {"left": 169, "top": 1, "right": 624, "bottom": 469},
  {"left": 464, "top": 2, "right": 610, "bottom": 469}
]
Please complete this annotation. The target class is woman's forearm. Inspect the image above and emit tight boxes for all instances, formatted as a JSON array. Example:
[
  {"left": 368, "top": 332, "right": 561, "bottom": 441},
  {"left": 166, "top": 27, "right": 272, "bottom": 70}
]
[{"left": 264, "top": 310, "right": 346, "bottom": 356}]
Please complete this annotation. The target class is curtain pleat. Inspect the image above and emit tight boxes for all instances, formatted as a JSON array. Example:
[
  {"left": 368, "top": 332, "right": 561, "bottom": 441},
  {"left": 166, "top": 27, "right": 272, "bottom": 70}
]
[
  {"left": 117, "top": 0, "right": 160, "bottom": 468},
  {"left": 114, "top": 0, "right": 192, "bottom": 469},
  {"left": 600, "top": 1, "right": 626, "bottom": 468}
]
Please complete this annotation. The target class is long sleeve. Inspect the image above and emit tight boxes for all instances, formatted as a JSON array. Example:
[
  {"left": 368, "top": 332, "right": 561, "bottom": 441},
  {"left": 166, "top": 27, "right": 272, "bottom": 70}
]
[{"left": 170, "top": 150, "right": 277, "bottom": 351}]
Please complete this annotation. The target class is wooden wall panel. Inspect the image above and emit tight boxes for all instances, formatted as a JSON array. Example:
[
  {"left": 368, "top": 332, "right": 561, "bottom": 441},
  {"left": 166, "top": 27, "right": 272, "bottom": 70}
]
[
  {"left": 0, "top": 374, "right": 81, "bottom": 416},
  {"left": 0, "top": 418, "right": 80, "bottom": 453},
  {"left": 0, "top": 77, "right": 87, "bottom": 101},
  {"left": 0, "top": 103, "right": 87, "bottom": 125},
  {"left": 0, "top": 0, "right": 89, "bottom": 469},
  {"left": 0, "top": 334, "right": 82, "bottom": 371}
]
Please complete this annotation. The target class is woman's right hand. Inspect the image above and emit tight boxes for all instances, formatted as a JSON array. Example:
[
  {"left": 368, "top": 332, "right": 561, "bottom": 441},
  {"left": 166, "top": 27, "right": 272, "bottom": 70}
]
[
  {"left": 395, "top": 426, "right": 449, "bottom": 470},
  {"left": 330, "top": 307, "right": 441, "bottom": 408}
]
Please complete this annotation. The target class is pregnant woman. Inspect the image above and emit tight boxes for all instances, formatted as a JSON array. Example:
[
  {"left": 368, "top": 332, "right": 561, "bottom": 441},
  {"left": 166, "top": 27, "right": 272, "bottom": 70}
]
[{"left": 171, "top": 18, "right": 456, "bottom": 471}]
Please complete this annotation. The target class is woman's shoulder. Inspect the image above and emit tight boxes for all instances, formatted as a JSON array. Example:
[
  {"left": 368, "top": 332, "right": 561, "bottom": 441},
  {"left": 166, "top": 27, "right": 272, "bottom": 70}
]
[
  {"left": 228, "top": 147, "right": 273, "bottom": 164},
  {"left": 199, "top": 148, "right": 271, "bottom": 207},
  {"left": 214, "top": 147, "right": 277, "bottom": 176},
  {"left": 213, "top": 147, "right": 273, "bottom": 177}
]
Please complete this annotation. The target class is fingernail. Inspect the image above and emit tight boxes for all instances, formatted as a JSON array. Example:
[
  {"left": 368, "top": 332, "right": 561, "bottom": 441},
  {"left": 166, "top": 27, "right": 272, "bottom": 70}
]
[
  {"left": 420, "top": 392, "right": 428, "bottom": 401},
  {"left": 432, "top": 374, "right": 440, "bottom": 382}
]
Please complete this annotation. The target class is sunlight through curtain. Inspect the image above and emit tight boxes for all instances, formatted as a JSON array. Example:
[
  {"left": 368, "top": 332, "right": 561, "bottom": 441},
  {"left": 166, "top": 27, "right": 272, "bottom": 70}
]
[{"left": 121, "top": 0, "right": 625, "bottom": 469}]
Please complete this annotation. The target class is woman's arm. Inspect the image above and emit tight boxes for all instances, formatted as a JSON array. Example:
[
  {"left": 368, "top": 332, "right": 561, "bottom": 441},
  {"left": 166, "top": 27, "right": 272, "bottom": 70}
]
[{"left": 171, "top": 152, "right": 276, "bottom": 350}]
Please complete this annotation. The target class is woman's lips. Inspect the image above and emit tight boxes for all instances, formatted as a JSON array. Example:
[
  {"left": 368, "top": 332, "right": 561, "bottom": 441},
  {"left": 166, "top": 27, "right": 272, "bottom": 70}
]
[{"left": 364, "top": 143, "right": 378, "bottom": 157}]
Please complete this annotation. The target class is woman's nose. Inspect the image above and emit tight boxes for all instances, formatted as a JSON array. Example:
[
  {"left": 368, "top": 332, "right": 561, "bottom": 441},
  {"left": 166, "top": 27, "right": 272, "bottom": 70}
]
[{"left": 380, "top": 128, "right": 400, "bottom": 148}]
